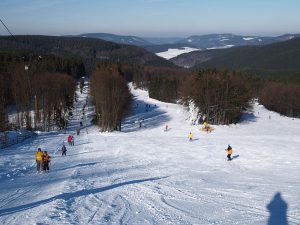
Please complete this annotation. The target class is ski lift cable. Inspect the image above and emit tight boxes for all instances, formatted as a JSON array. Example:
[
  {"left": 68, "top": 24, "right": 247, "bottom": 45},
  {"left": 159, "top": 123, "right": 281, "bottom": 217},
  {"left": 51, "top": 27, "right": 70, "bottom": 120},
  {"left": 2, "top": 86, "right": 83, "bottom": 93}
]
[{"left": 0, "top": 18, "right": 17, "bottom": 41}]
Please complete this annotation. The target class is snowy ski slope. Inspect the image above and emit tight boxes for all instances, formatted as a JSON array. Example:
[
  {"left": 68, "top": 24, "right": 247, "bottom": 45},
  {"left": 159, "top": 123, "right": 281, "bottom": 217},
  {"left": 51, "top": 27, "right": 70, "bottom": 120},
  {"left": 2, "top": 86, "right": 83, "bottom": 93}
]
[{"left": 0, "top": 82, "right": 299, "bottom": 225}]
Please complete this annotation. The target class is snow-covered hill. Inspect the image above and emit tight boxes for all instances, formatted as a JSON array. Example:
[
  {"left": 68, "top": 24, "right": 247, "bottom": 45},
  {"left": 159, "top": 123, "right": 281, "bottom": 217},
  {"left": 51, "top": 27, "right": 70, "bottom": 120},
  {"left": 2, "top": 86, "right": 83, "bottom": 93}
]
[
  {"left": 156, "top": 47, "right": 200, "bottom": 60},
  {"left": 178, "top": 33, "right": 300, "bottom": 49},
  {"left": 0, "top": 83, "right": 299, "bottom": 225}
]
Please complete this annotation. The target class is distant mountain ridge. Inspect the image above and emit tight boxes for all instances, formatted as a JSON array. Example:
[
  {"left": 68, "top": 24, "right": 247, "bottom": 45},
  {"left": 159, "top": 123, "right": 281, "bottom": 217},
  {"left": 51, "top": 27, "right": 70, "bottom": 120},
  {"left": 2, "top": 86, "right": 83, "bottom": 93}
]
[
  {"left": 78, "top": 33, "right": 152, "bottom": 46},
  {"left": 171, "top": 37, "right": 300, "bottom": 81},
  {"left": 178, "top": 33, "right": 300, "bottom": 49},
  {"left": 145, "top": 33, "right": 300, "bottom": 54}
]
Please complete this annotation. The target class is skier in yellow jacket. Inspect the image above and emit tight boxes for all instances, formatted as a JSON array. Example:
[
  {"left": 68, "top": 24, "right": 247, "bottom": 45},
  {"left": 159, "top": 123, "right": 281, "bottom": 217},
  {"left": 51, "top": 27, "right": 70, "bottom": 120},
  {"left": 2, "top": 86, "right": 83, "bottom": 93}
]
[
  {"left": 203, "top": 121, "right": 209, "bottom": 132},
  {"left": 35, "top": 148, "right": 44, "bottom": 173},
  {"left": 188, "top": 132, "right": 193, "bottom": 141}
]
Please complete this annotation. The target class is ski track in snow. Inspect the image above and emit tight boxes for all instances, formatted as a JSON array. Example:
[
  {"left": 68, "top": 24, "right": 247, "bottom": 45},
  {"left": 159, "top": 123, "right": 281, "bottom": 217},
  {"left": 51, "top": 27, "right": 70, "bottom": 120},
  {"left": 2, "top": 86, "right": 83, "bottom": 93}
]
[{"left": 0, "top": 82, "right": 300, "bottom": 225}]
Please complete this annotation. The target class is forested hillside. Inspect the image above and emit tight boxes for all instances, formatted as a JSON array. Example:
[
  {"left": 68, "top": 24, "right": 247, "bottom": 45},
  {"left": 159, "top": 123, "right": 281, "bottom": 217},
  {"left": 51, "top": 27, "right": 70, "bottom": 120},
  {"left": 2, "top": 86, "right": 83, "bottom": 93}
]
[
  {"left": 0, "top": 35, "right": 175, "bottom": 73},
  {"left": 172, "top": 37, "right": 300, "bottom": 82}
]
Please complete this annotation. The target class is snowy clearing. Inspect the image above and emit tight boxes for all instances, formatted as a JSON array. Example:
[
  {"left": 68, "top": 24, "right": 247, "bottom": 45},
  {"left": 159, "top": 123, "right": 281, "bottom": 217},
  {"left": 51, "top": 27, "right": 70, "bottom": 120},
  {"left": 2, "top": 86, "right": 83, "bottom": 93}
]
[
  {"left": 156, "top": 47, "right": 200, "bottom": 59},
  {"left": 206, "top": 45, "right": 235, "bottom": 50},
  {"left": 0, "top": 83, "right": 299, "bottom": 225},
  {"left": 243, "top": 37, "right": 256, "bottom": 41}
]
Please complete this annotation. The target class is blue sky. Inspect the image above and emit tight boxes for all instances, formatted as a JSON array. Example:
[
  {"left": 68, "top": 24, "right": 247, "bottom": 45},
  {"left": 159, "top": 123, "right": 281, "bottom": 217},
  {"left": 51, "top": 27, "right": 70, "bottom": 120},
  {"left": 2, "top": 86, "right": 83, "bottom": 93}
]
[{"left": 0, "top": 0, "right": 299, "bottom": 37}]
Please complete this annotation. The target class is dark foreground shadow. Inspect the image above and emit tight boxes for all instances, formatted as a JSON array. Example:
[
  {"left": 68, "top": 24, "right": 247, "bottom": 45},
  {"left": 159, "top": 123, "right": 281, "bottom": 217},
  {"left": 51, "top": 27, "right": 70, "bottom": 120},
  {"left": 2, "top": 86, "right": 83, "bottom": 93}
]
[
  {"left": 0, "top": 176, "right": 167, "bottom": 217},
  {"left": 266, "top": 192, "right": 288, "bottom": 225}
]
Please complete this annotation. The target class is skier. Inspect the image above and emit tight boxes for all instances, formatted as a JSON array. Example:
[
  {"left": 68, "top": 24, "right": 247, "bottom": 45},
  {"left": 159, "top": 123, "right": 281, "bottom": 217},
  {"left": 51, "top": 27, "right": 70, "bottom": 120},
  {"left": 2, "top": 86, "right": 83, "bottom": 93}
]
[
  {"left": 188, "top": 132, "right": 193, "bottom": 141},
  {"left": 71, "top": 135, "right": 74, "bottom": 146},
  {"left": 67, "top": 135, "right": 72, "bottom": 146},
  {"left": 61, "top": 144, "right": 67, "bottom": 156},
  {"left": 226, "top": 145, "right": 233, "bottom": 161},
  {"left": 42, "top": 151, "right": 51, "bottom": 173},
  {"left": 203, "top": 121, "right": 210, "bottom": 132},
  {"left": 76, "top": 128, "right": 80, "bottom": 135},
  {"left": 165, "top": 124, "right": 168, "bottom": 132},
  {"left": 35, "top": 148, "right": 44, "bottom": 173}
]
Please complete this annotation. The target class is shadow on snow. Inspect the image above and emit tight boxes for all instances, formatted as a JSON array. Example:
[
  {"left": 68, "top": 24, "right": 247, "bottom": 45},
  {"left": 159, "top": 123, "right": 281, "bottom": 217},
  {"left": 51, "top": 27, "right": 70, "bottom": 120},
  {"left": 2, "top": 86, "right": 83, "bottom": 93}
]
[
  {"left": 122, "top": 96, "right": 171, "bottom": 133},
  {"left": 239, "top": 112, "right": 257, "bottom": 123},
  {"left": 266, "top": 192, "right": 289, "bottom": 225},
  {"left": 0, "top": 176, "right": 167, "bottom": 217}
]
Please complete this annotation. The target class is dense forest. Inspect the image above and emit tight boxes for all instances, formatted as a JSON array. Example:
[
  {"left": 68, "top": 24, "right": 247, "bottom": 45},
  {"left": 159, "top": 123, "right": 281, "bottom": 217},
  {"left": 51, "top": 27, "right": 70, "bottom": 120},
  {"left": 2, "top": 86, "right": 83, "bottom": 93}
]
[
  {"left": 259, "top": 81, "right": 300, "bottom": 118},
  {"left": 132, "top": 66, "right": 254, "bottom": 124},
  {"left": 0, "top": 52, "right": 81, "bottom": 132},
  {"left": 133, "top": 66, "right": 189, "bottom": 102},
  {"left": 180, "top": 69, "right": 254, "bottom": 124},
  {"left": 131, "top": 65, "right": 300, "bottom": 122},
  {"left": 90, "top": 62, "right": 131, "bottom": 132}
]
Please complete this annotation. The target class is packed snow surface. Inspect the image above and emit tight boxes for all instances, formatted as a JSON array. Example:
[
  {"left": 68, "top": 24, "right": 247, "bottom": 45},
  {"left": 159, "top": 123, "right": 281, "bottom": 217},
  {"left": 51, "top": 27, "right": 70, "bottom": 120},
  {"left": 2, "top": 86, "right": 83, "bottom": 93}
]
[
  {"left": 156, "top": 47, "right": 200, "bottom": 59},
  {"left": 0, "top": 82, "right": 299, "bottom": 225}
]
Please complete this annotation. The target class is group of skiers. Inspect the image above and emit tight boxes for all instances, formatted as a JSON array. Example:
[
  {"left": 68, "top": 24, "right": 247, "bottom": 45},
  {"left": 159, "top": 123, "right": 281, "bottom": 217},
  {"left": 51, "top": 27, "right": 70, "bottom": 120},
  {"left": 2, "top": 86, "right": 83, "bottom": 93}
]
[
  {"left": 35, "top": 148, "right": 51, "bottom": 173},
  {"left": 35, "top": 134, "right": 74, "bottom": 173},
  {"left": 68, "top": 135, "right": 74, "bottom": 146},
  {"left": 186, "top": 118, "right": 234, "bottom": 161},
  {"left": 187, "top": 130, "right": 234, "bottom": 161}
]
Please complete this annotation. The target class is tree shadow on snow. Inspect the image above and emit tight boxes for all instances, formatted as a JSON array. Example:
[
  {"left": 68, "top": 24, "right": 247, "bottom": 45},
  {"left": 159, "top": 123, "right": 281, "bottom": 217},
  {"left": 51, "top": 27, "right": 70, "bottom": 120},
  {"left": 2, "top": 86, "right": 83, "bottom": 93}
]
[
  {"left": 122, "top": 96, "right": 171, "bottom": 133},
  {"left": 266, "top": 192, "right": 289, "bottom": 225},
  {"left": 239, "top": 112, "right": 257, "bottom": 123},
  {"left": 0, "top": 176, "right": 167, "bottom": 217}
]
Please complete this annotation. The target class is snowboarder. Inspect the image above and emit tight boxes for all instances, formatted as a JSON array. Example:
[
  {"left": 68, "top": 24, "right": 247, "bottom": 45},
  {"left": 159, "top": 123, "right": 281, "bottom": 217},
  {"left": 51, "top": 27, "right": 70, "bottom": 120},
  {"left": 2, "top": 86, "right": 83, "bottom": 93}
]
[
  {"left": 188, "top": 132, "right": 193, "bottom": 141},
  {"left": 61, "top": 144, "right": 67, "bottom": 156},
  {"left": 35, "top": 148, "right": 43, "bottom": 173},
  {"left": 42, "top": 151, "right": 51, "bottom": 172},
  {"left": 226, "top": 145, "right": 233, "bottom": 161}
]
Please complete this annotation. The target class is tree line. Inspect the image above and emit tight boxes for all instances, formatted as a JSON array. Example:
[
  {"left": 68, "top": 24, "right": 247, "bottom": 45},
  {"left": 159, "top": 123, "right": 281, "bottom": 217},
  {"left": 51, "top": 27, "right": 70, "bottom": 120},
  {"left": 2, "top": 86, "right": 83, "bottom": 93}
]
[
  {"left": 0, "top": 53, "right": 81, "bottom": 132},
  {"left": 0, "top": 52, "right": 85, "bottom": 79},
  {"left": 259, "top": 81, "right": 300, "bottom": 118},
  {"left": 90, "top": 62, "right": 131, "bottom": 132},
  {"left": 130, "top": 65, "right": 300, "bottom": 123},
  {"left": 180, "top": 69, "right": 253, "bottom": 124}
]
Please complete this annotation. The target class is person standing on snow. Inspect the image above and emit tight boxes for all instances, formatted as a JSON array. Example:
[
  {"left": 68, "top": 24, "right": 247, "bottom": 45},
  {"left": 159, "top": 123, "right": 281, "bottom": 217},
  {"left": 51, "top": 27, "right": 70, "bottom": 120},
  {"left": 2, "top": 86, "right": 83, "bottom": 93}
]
[
  {"left": 203, "top": 121, "right": 209, "bottom": 131},
  {"left": 35, "top": 148, "right": 44, "bottom": 173},
  {"left": 71, "top": 135, "right": 74, "bottom": 146},
  {"left": 42, "top": 151, "right": 51, "bottom": 172},
  {"left": 165, "top": 124, "right": 168, "bottom": 132},
  {"left": 67, "top": 135, "right": 72, "bottom": 146},
  {"left": 226, "top": 145, "right": 233, "bottom": 161},
  {"left": 61, "top": 144, "right": 67, "bottom": 156},
  {"left": 188, "top": 132, "right": 193, "bottom": 141}
]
